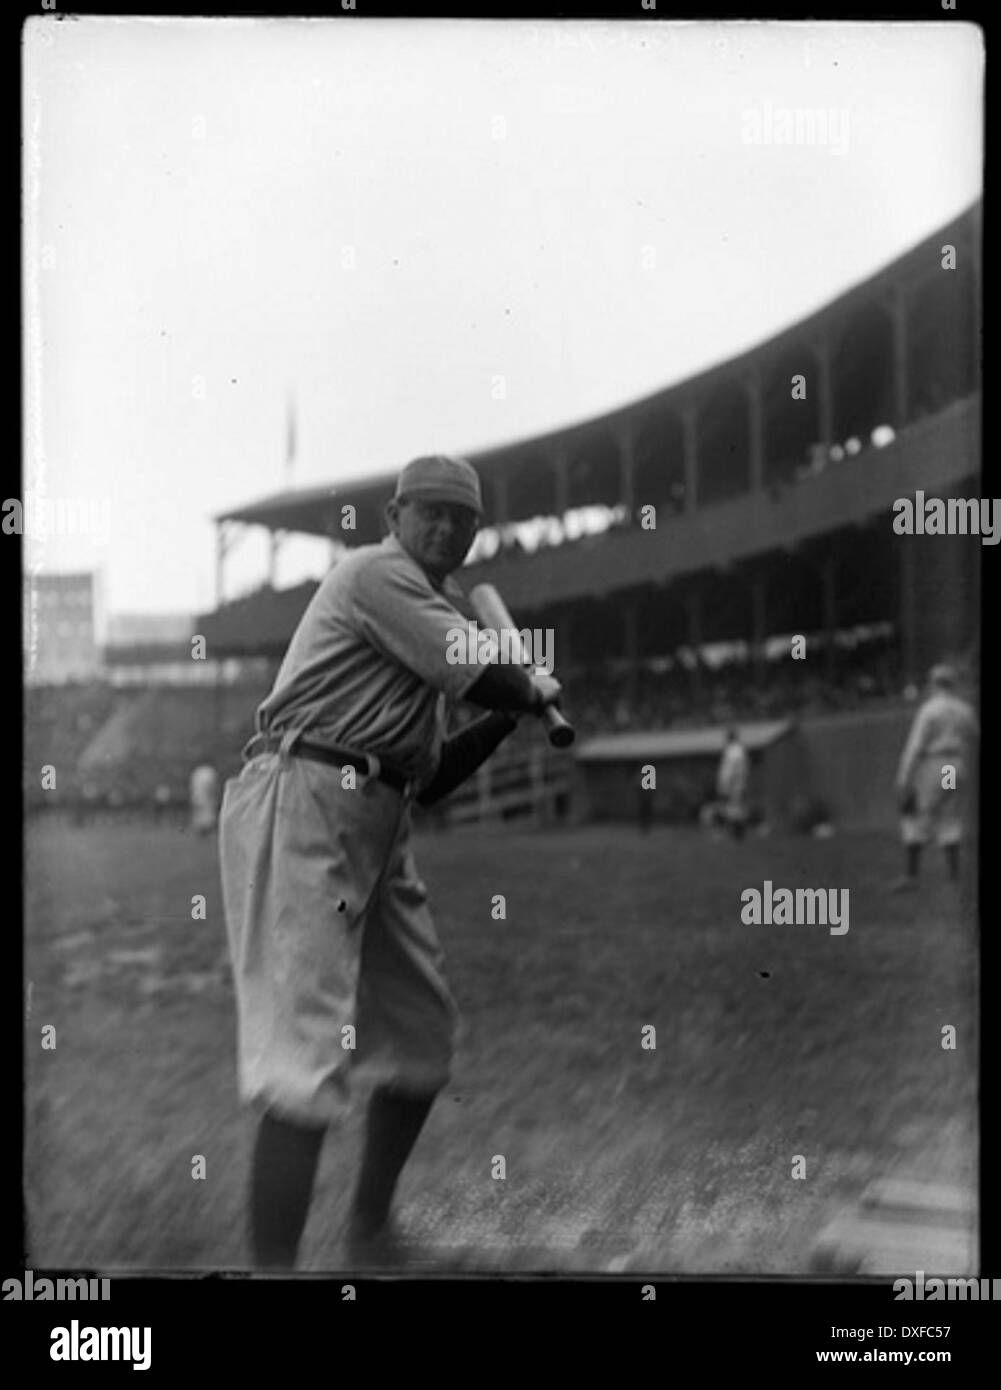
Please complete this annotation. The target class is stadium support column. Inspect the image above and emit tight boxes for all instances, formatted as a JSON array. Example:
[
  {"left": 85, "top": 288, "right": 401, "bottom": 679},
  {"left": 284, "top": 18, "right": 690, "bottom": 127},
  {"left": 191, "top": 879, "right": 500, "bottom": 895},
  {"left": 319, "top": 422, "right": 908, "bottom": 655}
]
[
  {"left": 213, "top": 635, "right": 225, "bottom": 749},
  {"left": 267, "top": 530, "right": 284, "bottom": 589},
  {"left": 891, "top": 285, "right": 910, "bottom": 428},
  {"left": 553, "top": 449, "right": 570, "bottom": 525},
  {"left": 686, "top": 591, "right": 703, "bottom": 703},
  {"left": 617, "top": 431, "right": 636, "bottom": 523},
  {"left": 814, "top": 333, "right": 833, "bottom": 456},
  {"left": 215, "top": 520, "right": 233, "bottom": 609},
  {"left": 623, "top": 595, "right": 639, "bottom": 708},
  {"left": 682, "top": 403, "right": 699, "bottom": 515},
  {"left": 559, "top": 608, "right": 572, "bottom": 676},
  {"left": 747, "top": 367, "right": 764, "bottom": 492},
  {"left": 899, "top": 537, "right": 917, "bottom": 688},
  {"left": 491, "top": 473, "right": 511, "bottom": 552},
  {"left": 491, "top": 472, "right": 510, "bottom": 527},
  {"left": 751, "top": 575, "right": 768, "bottom": 687},
  {"left": 822, "top": 556, "right": 838, "bottom": 679}
]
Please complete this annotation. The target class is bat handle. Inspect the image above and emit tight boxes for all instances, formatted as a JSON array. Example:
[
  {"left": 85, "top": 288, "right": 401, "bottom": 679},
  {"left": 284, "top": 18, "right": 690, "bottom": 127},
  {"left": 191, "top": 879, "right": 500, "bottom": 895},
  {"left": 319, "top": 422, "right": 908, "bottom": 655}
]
[
  {"left": 542, "top": 704, "right": 575, "bottom": 748},
  {"left": 527, "top": 664, "right": 575, "bottom": 747}
]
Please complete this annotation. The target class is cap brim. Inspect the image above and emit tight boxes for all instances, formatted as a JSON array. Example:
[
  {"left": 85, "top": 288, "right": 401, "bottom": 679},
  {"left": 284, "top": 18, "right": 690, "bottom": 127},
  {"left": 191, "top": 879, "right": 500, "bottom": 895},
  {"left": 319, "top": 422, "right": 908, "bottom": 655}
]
[{"left": 396, "top": 488, "right": 483, "bottom": 517}]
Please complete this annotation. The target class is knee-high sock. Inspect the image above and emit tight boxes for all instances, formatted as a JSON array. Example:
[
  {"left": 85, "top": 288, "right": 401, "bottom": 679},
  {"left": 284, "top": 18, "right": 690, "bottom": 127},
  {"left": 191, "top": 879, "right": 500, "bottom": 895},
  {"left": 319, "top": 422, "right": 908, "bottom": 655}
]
[
  {"left": 349, "top": 1086, "right": 437, "bottom": 1234},
  {"left": 906, "top": 844, "right": 922, "bottom": 878},
  {"left": 945, "top": 843, "right": 960, "bottom": 881},
  {"left": 250, "top": 1108, "right": 327, "bottom": 1268}
]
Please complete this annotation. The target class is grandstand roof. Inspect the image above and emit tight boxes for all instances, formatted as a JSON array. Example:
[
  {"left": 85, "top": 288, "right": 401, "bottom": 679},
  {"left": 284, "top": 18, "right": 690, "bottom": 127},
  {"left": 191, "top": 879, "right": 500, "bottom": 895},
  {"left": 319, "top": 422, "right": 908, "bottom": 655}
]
[
  {"left": 577, "top": 719, "right": 794, "bottom": 762},
  {"left": 199, "top": 392, "right": 979, "bottom": 653},
  {"left": 215, "top": 200, "right": 980, "bottom": 540}
]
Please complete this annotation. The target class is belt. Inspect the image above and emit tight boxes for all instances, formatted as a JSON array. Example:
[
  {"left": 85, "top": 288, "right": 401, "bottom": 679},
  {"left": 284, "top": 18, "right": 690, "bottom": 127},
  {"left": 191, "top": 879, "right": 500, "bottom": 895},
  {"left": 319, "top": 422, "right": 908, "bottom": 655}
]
[{"left": 246, "top": 732, "right": 409, "bottom": 794}]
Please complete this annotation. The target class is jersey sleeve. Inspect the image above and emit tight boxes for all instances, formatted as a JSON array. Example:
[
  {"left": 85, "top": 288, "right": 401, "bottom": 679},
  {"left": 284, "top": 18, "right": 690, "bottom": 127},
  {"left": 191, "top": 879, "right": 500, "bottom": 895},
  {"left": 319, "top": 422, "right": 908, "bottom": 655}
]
[{"left": 349, "top": 553, "right": 484, "bottom": 700}]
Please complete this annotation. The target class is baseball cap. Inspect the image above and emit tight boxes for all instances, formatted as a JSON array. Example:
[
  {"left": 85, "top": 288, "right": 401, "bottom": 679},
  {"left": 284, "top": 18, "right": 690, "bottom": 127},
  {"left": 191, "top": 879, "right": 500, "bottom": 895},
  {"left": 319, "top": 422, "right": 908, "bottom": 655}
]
[
  {"left": 394, "top": 454, "right": 484, "bottom": 518},
  {"left": 929, "top": 663, "right": 958, "bottom": 688}
]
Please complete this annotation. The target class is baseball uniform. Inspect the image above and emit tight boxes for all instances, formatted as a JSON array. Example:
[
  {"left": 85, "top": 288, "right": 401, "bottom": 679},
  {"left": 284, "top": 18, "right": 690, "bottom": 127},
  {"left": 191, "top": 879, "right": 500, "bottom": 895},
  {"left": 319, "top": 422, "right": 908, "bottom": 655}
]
[
  {"left": 717, "top": 737, "right": 750, "bottom": 829},
  {"left": 897, "top": 688, "right": 979, "bottom": 848},
  {"left": 190, "top": 763, "right": 219, "bottom": 834},
  {"left": 220, "top": 533, "right": 484, "bottom": 1127}
]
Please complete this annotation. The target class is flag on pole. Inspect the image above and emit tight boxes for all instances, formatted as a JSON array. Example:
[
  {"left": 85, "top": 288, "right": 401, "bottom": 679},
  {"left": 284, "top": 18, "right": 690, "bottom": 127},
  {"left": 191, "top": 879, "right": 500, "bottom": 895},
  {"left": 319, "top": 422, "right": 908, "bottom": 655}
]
[{"left": 285, "top": 392, "right": 296, "bottom": 486}]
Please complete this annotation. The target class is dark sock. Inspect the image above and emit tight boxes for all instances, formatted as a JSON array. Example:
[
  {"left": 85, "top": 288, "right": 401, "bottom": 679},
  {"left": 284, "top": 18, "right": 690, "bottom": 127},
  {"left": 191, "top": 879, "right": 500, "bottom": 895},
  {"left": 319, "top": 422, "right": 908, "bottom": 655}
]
[
  {"left": 250, "top": 1108, "right": 327, "bottom": 1268},
  {"left": 945, "top": 844, "right": 960, "bottom": 881},
  {"left": 349, "top": 1086, "right": 437, "bottom": 1235},
  {"left": 906, "top": 845, "right": 921, "bottom": 879}
]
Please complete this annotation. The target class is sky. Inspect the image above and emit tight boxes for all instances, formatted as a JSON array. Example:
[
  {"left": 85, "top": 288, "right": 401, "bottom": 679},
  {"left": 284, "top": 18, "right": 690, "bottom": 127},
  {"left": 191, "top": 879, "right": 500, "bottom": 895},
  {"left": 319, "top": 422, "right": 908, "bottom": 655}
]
[{"left": 23, "top": 17, "right": 983, "bottom": 625}]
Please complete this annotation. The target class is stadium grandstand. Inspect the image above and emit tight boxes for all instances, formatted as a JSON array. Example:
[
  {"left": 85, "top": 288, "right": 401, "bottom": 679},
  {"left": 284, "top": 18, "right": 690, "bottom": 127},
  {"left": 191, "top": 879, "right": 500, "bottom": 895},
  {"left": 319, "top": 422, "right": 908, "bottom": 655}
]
[{"left": 28, "top": 202, "right": 981, "bottom": 827}]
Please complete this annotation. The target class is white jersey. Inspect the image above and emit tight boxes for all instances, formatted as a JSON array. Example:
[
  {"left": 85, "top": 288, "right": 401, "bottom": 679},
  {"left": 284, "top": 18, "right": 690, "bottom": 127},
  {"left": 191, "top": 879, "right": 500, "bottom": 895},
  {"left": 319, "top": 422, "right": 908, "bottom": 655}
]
[
  {"left": 254, "top": 534, "right": 480, "bottom": 786},
  {"left": 717, "top": 742, "right": 749, "bottom": 800},
  {"left": 190, "top": 765, "right": 219, "bottom": 805},
  {"left": 897, "top": 692, "right": 979, "bottom": 788}
]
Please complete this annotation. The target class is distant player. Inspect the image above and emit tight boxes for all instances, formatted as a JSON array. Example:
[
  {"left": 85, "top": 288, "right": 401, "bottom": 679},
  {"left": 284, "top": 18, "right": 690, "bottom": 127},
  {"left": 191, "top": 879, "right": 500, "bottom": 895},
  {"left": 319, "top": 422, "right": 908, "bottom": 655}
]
[
  {"left": 189, "top": 761, "right": 220, "bottom": 835},
  {"left": 892, "top": 664, "right": 978, "bottom": 891},
  {"left": 716, "top": 727, "right": 750, "bottom": 840},
  {"left": 153, "top": 782, "right": 172, "bottom": 823}
]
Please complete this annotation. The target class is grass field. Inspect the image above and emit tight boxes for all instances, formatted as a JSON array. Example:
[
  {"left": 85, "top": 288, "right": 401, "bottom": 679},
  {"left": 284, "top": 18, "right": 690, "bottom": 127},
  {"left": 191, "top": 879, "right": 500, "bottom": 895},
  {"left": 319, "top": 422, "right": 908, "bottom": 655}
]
[{"left": 24, "top": 815, "right": 978, "bottom": 1274}]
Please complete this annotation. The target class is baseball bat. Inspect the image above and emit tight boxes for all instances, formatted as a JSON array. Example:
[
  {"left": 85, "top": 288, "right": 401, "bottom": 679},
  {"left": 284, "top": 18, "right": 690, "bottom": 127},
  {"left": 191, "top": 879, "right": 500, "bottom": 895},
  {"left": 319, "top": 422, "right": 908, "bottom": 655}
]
[{"left": 468, "top": 584, "right": 575, "bottom": 748}]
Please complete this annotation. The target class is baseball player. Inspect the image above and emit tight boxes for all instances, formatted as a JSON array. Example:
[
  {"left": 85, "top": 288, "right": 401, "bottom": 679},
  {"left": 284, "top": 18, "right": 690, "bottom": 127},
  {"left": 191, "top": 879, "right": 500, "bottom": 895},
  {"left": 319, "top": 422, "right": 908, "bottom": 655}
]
[
  {"left": 716, "top": 727, "right": 750, "bottom": 840},
  {"left": 892, "top": 663, "right": 979, "bottom": 891},
  {"left": 189, "top": 759, "right": 220, "bottom": 835},
  {"left": 219, "top": 454, "right": 562, "bottom": 1270}
]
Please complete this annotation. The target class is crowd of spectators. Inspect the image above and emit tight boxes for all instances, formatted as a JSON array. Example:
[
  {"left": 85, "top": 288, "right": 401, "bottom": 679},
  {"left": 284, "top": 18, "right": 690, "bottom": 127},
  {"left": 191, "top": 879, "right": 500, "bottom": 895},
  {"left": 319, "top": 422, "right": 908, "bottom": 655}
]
[
  {"left": 24, "top": 679, "right": 271, "bottom": 816},
  {"left": 567, "top": 633, "right": 905, "bottom": 737},
  {"left": 26, "top": 628, "right": 955, "bottom": 817}
]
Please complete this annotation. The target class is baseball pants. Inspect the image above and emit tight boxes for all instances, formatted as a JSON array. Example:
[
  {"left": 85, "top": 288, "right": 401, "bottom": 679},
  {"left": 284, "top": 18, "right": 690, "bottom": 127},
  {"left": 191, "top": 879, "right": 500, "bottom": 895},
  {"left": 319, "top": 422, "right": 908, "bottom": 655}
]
[
  {"left": 900, "top": 754, "right": 970, "bottom": 848},
  {"left": 219, "top": 733, "right": 459, "bottom": 1127}
]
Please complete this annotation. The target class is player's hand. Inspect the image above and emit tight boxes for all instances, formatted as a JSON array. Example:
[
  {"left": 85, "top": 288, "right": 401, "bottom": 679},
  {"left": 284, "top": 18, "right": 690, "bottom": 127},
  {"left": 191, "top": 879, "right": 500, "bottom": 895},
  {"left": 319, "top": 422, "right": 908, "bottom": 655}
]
[{"left": 529, "top": 672, "right": 563, "bottom": 712}]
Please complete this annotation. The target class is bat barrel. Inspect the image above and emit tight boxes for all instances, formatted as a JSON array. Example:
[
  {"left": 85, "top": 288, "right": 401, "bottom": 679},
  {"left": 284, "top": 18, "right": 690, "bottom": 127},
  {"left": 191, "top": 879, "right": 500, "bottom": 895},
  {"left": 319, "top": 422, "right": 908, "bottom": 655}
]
[
  {"left": 544, "top": 706, "right": 575, "bottom": 747},
  {"left": 469, "top": 584, "right": 575, "bottom": 749}
]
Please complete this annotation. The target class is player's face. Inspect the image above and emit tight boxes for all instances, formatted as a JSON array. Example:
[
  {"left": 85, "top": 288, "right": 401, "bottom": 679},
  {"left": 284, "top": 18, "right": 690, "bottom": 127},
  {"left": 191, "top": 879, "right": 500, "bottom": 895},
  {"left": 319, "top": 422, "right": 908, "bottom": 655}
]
[{"left": 390, "top": 498, "right": 479, "bottom": 580}]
